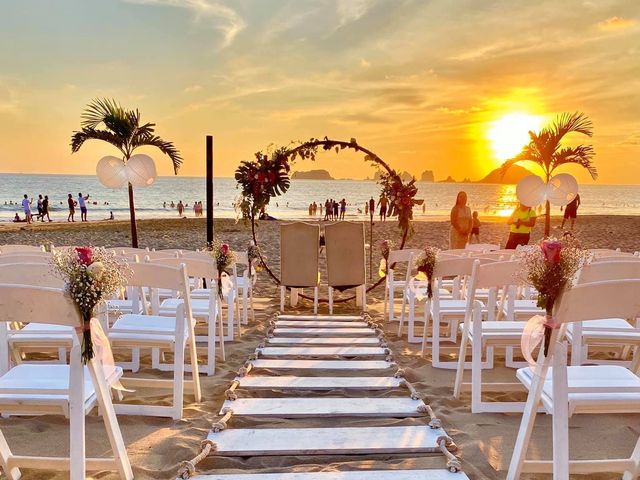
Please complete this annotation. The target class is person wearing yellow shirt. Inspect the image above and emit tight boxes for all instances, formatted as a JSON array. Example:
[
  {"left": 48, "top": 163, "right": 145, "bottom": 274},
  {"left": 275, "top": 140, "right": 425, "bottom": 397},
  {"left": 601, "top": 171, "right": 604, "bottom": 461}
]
[{"left": 505, "top": 203, "right": 537, "bottom": 249}]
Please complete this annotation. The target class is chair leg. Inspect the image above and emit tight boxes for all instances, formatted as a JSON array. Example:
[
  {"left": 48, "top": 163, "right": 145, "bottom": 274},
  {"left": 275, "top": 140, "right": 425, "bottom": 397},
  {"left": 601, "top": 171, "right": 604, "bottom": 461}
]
[
  {"left": 383, "top": 280, "right": 388, "bottom": 320},
  {"left": 330, "top": 287, "right": 334, "bottom": 315},
  {"left": 420, "top": 299, "right": 431, "bottom": 357},
  {"left": 280, "top": 286, "right": 285, "bottom": 312},
  {"left": 622, "top": 435, "right": 640, "bottom": 480},
  {"left": 69, "top": 345, "right": 86, "bottom": 480},
  {"left": 0, "top": 428, "right": 19, "bottom": 480},
  {"left": 313, "top": 287, "right": 318, "bottom": 315},
  {"left": 88, "top": 359, "right": 133, "bottom": 480},
  {"left": 249, "top": 286, "right": 255, "bottom": 322},
  {"left": 217, "top": 304, "right": 226, "bottom": 362},
  {"left": 551, "top": 342, "right": 570, "bottom": 480}
]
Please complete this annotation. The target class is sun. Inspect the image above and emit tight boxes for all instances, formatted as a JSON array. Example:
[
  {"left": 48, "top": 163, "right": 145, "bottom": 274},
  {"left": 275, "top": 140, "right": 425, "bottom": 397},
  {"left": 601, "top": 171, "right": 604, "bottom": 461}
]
[{"left": 487, "top": 112, "right": 544, "bottom": 161}]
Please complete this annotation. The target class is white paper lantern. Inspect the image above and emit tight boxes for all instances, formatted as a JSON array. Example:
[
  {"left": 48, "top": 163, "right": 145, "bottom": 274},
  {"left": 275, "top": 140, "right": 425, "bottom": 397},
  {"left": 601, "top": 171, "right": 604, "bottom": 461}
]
[
  {"left": 127, "top": 154, "right": 157, "bottom": 188},
  {"left": 96, "top": 156, "right": 128, "bottom": 189},
  {"left": 516, "top": 174, "right": 547, "bottom": 207},
  {"left": 547, "top": 173, "right": 578, "bottom": 207}
]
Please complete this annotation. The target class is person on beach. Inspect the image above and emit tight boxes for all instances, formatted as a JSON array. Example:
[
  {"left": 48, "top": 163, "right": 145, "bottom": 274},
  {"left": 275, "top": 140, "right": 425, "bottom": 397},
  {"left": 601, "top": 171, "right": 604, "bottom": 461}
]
[
  {"left": 42, "top": 195, "right": 51, "bottom": 222},
  {"left": 561, "top": 193, "right": 581, "bottom": 230},
  {"left": 77, "top": 192, "right": 89, "bottom": 222},
  {"left": 505, "top": 203, "right": 537, "bottom": 249},
  {"left": 177, "top": 200, "right": 184, "bottom": 216},
  {"left": 333, "top": 200, "right": 339, "bottom": 220},
  {"left": 339, "top": 198, "right": 346, "bottom": 220},
  {"left": 21, "top": 195, "right": 32, "bottom": 224},
  {"left": 67, "top": 194, "right": 76, "bottom": 222},
  {"left": 365, "top": 201, "right": 369, "bottom": 216},
  {"left": 378, "top": 194, "right": 388, "bottom": 221},
  {"left": 324, "top": 199, "right": 330, "bottom": 221},
  {"left": 36, "top": 194, "right": 44, "bottom": 220},
  {"left": 470, "top": 211, "right": 481, "bottom": 243},
  {"left": 106, "top": 211, "right": 114, "bottom": 220},
  {"left": 449, "top": 191, "right": 471, "bottom": 248}
]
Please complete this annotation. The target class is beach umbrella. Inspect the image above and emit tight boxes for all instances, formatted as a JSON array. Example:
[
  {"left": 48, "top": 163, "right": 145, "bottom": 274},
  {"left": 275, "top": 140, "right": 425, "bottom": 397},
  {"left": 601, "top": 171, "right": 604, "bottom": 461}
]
[
  {"left": 546, "top": 173, "right": 578, "bottom": 206},
  {"left": 96, "top": 155, "right": 128, "bottom": 189},
  {"left": 127, "top": 154, "right": 157, "bottom": 188},
  {"left": 516, "top": 174, "right": 547, "bottom": 207}
]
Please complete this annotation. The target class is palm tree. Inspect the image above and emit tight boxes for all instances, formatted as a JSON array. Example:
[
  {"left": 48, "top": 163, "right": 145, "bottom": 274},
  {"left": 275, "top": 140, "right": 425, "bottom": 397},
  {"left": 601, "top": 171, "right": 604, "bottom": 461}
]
[
  {"left": 501, "top": 111, "right": 596, "bottom": 236},
  {"left": 71, "top": 98, "right": 182, "bottom": 247}
]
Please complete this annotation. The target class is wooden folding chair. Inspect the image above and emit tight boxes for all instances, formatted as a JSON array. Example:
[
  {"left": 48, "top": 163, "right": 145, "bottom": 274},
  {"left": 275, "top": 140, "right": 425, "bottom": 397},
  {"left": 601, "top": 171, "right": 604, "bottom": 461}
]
[{"left": 280, "top": 223, "right": 320, "bottom": 313}]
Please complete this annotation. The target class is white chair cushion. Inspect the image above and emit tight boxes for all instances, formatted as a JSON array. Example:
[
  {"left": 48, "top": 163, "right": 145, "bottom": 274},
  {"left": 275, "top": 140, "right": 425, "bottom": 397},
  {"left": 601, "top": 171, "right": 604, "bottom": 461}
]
[
  {"left": 566, "top": 318, "right": 640, "bottom": 343},
  {"left": 160, "top": 298, "right": 217, "bottom": 317},
  {"left": 0, "top": 364, "right": 122, "bottom": 408},
  {"left": 8, "top": 323, "right": 73, "bottom": 345},
  {"left": 110, "top": 314, "right": 186, "bottom": 343},
  {"left": 517, "top": 365, "right": 640, "bottom": 415}
]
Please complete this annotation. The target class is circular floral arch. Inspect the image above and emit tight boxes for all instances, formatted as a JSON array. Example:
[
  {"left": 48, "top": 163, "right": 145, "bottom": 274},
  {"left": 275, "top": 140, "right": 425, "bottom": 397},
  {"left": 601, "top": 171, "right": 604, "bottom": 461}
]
[{"left": 235, "top": 137, "right": 422, "bottom": 303}]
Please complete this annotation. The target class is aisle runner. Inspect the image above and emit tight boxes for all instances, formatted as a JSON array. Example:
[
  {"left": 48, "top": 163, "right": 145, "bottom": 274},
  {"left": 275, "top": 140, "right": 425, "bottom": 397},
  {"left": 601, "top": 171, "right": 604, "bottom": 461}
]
[{"left": 177, "top": 313, "right": 468, "bottom": 479}]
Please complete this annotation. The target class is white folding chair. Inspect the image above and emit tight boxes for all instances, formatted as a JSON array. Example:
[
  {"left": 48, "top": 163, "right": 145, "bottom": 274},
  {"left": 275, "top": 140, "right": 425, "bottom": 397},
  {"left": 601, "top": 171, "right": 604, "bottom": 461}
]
[
  {"left": 508, "top": 279, "right": 640, "bottom": 480},
  {"left": 0, "top": 253, "right": 52, "bottom": 264},
  {"left": 232, "top": 251, "right": 255, "bottom": 325},
  {"left": 400, "top": 257, "right": 474, "bottom": 359},
  {"left": 464, "top": 243, "right": 499, "bottom": 252},
  {"left": 151, "top": 256, "right": 226, "bottom": 374},
  {"left": 0, "top": 284, "right": 132, "bottom": 480},
  {"left": 383, "top": 248, "right": 423, "bottom": 323},
  {"left": 325, "top": 222, "right": 367, "bottom": 314},
  {"left": 280, "top": 223, "right": 320, "bottom": 313},
  {"left": 567, "top": 260, "right": 640, "bottom": 367},
  {"left": 453, "top": 260, "right": 532, "bottom": 412},
  {"left": 109, "top": 262, "right": 202, "bottom": 419}
]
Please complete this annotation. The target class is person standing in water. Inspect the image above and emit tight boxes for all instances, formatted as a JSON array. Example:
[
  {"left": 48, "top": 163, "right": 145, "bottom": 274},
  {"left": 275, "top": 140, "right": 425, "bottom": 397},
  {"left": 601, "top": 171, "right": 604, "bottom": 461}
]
[
  {"left": 42, "top": 195, "right": 51, "bottom": 222},
  {"left": 177, "top": 200, "right": 184, "bottom": 216},
  {"left": 378, "top": 194, "right": 388, "bottom": 222},
  {"left": 77, "top": 192, "right": 89, "bottom": 222},
  {"left": 368, "top": 197, "right": 375, "bottom": 223},
  {"left": 67, "top": 194, "right": 76, "bottom": 222},
  {"left": 21, "top": 195, "right": 32, "bottom": 224},
  {"left": 449, "top": 191, "right": 472, "bottom": 248}
]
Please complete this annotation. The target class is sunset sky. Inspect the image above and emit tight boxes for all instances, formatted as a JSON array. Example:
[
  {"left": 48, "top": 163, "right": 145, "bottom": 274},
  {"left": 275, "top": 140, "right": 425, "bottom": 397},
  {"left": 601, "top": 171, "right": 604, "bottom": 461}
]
[{"left": 0, "top": 0, "right": 638, "bottom": 183}]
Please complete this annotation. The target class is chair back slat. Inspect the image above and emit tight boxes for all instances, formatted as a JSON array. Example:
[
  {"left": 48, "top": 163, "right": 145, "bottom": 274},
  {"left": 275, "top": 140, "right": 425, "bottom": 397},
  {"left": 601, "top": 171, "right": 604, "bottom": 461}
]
[
  {"left": 325, "top": 222, "right": 366, "bottom": 287},
  {"left": 148, "top": 256, "right": 217, "bottom": 280},
  {"left": 0, "top": 253, "right": 51, "bottom": 264},
  {"left": 388, "top": 249, "right": 422, "bottom": 265},
  {"left": 0, "top": 263, "right": 63, "bottom": 288},
  {"left": 127, "top": 262, "right": 189, "bottom": 292},
  {"left": 577, "top": 260, "right": 640, "bottom": 284},
  {"left": 475, "top": 260, "right": 522, "bottom": 289},
  {"left": 280, "top": 222, "right": 320, "bottom": 288},
  {"left": 0, "top": 245, "right": 46, "bottom": 254},
  {"left": 432, "top": 256, "right": 475, "bottom": 279},
  {"left": 0, "top": 284, "right": 80, "bottom": 327},
  {"left": 555, "top": 279, "right": 640, "bottom": 324}
]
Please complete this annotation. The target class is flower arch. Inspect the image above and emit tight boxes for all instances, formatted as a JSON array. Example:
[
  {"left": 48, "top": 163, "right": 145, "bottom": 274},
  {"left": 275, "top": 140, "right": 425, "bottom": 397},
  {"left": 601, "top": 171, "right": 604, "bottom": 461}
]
[{"left": 234, "top": 137, "right": 422, "bottom": 302}]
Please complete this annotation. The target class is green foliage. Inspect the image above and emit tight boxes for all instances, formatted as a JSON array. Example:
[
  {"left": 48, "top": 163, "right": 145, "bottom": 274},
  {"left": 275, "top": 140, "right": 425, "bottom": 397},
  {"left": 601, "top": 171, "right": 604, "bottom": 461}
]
[{"left": 71, "top": 98, "right": 182, "bottom": 173}]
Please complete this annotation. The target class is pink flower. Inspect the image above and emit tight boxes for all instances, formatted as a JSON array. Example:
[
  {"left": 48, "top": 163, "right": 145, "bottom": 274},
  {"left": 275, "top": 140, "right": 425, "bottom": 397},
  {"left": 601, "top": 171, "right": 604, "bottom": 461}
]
[
  {"left": 75, "top": 246, "right": 93, "bottom": 266},
  {"left": 221, "top": 244, "right": 230, "bottom": 255},
  {"left": 541, "top": 240, "right": 562, "bottom": 264}
]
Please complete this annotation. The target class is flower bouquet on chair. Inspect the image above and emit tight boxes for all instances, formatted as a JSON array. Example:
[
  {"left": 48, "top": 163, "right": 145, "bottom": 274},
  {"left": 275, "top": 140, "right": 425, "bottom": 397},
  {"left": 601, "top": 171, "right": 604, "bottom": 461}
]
[
  {"left": 520, "top": 238, "right": 587, "bottom": 359},
  {"left": 413, "top": 246, "right": 440, "bottom": 300},
  {"left": 52, "top": 246, "right": 131, "bottom": 364},
  {"left": 378, "top": 239, "right": 394, "bottom": 278},
  {"left": 206, "top": 238, "right": 236, "bottom": 299}
]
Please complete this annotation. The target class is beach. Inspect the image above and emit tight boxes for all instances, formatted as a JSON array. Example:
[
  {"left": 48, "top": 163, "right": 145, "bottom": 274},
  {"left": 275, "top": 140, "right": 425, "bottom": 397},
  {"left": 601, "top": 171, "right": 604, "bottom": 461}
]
[{"left": 1, "top": 215, "right": 639, "bottom": 479}]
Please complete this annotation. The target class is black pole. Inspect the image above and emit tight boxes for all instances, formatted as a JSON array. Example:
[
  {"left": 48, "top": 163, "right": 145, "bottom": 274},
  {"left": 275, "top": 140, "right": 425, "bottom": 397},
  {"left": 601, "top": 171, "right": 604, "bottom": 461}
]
[
  {"left": 369, "top": 216, "right": 373, "bottom": 282},
  {"left": 206, "top": 135, "right": 214, "bottom": 245}
]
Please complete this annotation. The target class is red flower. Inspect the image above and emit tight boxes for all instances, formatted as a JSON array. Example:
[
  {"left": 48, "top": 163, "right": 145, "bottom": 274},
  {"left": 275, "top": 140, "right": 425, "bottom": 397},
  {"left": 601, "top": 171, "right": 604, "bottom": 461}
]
[
  {"left": 221, "top": 244, "right": 230, "bottom": 255},
  {"left": 541, "top": 240, "right": 562, "bottom": 264},
  {"left": 75, "top": 246, "right": 93, "bottom": 265}
]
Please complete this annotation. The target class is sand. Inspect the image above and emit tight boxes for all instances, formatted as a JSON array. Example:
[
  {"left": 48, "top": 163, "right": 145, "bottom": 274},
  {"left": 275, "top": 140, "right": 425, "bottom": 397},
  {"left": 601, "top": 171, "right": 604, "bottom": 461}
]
[{"left": 1, "top": 215, "right": 639, "bottom": 479}]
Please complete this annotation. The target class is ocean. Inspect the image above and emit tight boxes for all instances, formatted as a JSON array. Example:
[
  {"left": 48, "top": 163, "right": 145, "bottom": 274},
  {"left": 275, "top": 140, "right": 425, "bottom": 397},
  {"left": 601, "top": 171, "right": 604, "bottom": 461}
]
[{"left": 2, "top": 174, "right": 640, "bottom": 222}]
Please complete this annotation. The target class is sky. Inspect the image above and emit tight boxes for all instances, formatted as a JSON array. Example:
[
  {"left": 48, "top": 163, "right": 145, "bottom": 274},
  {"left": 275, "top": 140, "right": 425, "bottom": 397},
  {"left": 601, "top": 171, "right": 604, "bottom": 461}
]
[{"left": 0, "top": 0, "right": 638, "bottom": 184}]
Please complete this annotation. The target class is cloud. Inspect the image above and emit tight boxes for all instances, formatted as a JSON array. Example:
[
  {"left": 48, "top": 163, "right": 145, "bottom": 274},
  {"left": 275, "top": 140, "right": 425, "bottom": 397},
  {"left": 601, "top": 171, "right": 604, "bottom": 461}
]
[
  {"left": 123, "top": 0, "right": 245, "bottom": 48},
  {"left": 359, "top": 58, "right": 371, "bottom": 68},
  {"left": 597, "top": 16, "right": 636, "bottom": 32},
  {"left": 183, "top": 84, "right": 203, "bottom": 94},
  {"left": 617, "top": 131, "right": 640, "bottom": 145},
  {"left": 336, "top": 0, "right": 375, "bottom": 26}
]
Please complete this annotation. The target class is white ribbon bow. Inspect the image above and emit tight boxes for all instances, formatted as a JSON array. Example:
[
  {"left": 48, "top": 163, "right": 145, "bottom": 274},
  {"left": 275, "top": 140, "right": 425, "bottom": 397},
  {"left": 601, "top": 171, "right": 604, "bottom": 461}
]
[{"left": 521, "top": 314, "right": 560, "bottom": 372}]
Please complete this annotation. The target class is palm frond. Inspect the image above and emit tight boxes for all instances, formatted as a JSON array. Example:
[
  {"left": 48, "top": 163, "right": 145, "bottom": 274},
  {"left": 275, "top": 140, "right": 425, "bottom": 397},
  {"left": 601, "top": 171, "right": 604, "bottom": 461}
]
[
  {"left": 70, "top": 128, "right": 125, "bottom": 155},
  {"left": 499, "top": 142, "right": 542, "bottom": 176},
  {"left": 547, "top": 111, "right": 593, "bottom": 140},
  {"left": 130, "top": 132, "right": 183, "bottom": 174},
  {"left": 81, "top": 98, "right": 124, "bottom": 128},
  {"left": 551, "top": 145, "right": 598, "bottom": 180}
]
